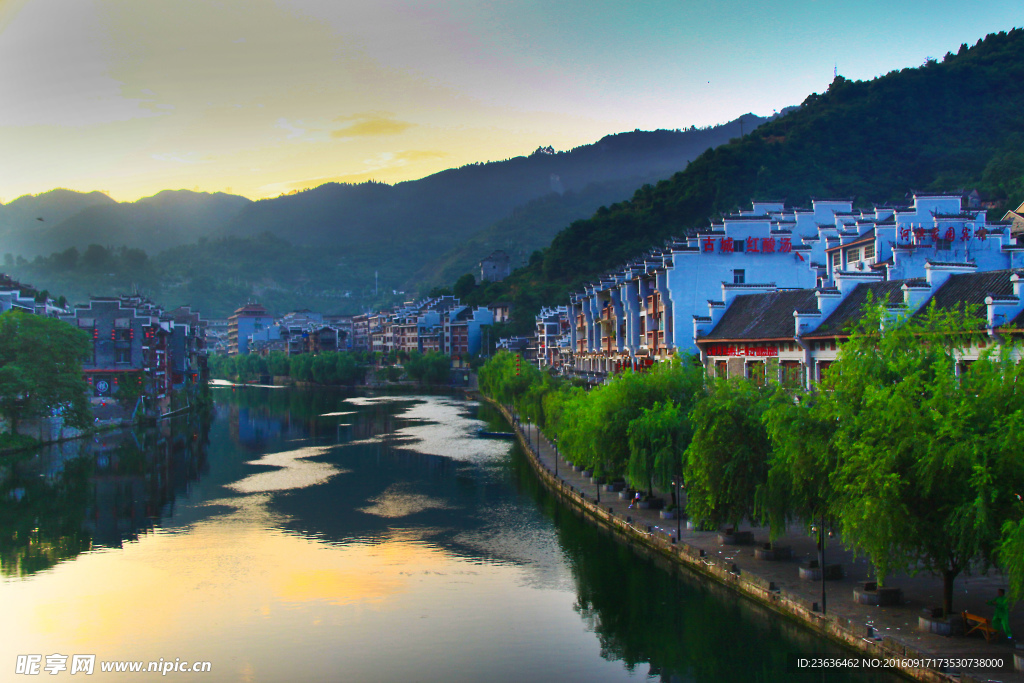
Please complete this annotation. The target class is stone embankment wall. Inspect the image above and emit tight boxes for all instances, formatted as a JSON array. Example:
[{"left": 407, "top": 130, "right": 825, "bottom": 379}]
[{"left": 487, "top": 398, "right": 982, "bottom": 683}]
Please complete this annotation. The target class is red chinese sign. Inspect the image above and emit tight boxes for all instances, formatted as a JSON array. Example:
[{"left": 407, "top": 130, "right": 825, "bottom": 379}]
[
  {"left": 898, "top": 225, "right": 975, "bottom": 246},
  {"left": 706, "top": 343, "right": 778, "bottom": 357},
  {"left": 703, "top": 237, "right": 792, "bottom": 255}
]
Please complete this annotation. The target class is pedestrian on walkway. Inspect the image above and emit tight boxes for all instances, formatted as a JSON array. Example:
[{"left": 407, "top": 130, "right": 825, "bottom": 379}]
[
  {"left": 988, "top": 588, "right": 1013, "bottom": 639},
  {"left": 628, "top": 491, "right": 641, "bottom": 509}
]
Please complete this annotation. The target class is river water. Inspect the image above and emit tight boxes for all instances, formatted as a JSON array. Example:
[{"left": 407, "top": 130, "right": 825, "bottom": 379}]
[{"left": 1, "top": 388, "right": 899, "bottom": 682}]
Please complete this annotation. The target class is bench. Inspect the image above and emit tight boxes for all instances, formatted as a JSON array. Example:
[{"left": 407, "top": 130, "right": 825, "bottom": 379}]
[{"left": 962, "top": 611, "right": 999, "bottom": 641}]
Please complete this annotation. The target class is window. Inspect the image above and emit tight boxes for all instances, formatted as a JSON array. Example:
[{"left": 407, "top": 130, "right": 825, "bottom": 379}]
[
  {"left": 847, "top": 247, "right": 860, "bottom": 262},
  {"left": 115, "top": 347, "right": 131, "bottom": 364},
  {"left": 747, "top": 361, "right": 765, "bottom": 386},
  {"left": 935, "top": 238, "right": 952, "bottom": 250},
  {"left": 832, "top": 251, "right": 841, "bottom": 268},
  {"left": 733, "top": 240, "right": 745, "bottom": 252},
  {"left": 715, "top": 360, "right": 727, "bottom": 379},
  {"left": 733, "top": 269, "right": 745, "bottom": 284},
  {"left": 781, "top": 361, "right": 802, "bottom": 388},
  {"left": 864, "top": 243, "right": 875, "bottom": 260}
]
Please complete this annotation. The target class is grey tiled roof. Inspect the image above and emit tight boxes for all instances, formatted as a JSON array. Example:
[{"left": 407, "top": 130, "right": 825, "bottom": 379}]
[
  {"left": 804, "top": 281, "right": 907, "bottom": 338},
  {"left": 921, "top": 269, "right": 1022, "bottom": 314},
  {"left": 703, "top": 289, "right": 817, "bottom": 341}
]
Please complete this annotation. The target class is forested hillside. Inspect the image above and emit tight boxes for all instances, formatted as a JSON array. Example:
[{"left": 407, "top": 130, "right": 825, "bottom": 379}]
[
  {"left": 4, "top": 118, "right": 767, "bottom": 316},
  {"left": 470, "top": 29, "right": 1024, "bottom": 329}
]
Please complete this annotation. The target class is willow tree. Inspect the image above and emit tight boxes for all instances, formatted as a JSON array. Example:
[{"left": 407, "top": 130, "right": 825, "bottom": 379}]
[
  {"left": 625, "top": 360, "right": 704, "bottom": 498},
  {"left": 684, "top": 378, "right": 771, "bottom": 530},
  {"left": 760, "top": 385, "right": 839, "bottom": 541},
  {"left": 825, "top": 302, "right": 1024, "bottom": 616}
]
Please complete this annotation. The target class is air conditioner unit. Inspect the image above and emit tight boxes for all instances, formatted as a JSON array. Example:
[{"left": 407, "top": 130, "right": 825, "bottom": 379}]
[{"left": 855, "top": 261, "right": 864, "bottom": 270}]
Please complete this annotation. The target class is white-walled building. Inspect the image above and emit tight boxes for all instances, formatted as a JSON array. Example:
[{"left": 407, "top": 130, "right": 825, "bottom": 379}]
[{"left": 561, "top": 193, "right": 1021, "bottom": 376}]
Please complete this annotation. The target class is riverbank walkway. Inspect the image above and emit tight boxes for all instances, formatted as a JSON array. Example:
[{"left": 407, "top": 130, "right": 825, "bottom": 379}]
[{"left": 497, "top": 404, "right": 1023, "bottom": 683}]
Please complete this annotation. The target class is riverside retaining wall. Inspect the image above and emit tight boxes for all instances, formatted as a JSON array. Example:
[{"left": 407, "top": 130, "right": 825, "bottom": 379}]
[{"left": 487, "top": 397, "right": 993, "bottom": 683}]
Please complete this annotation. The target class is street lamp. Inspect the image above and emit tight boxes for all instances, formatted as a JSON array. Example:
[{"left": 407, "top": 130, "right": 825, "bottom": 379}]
[
  {"left": 673, "top": 475, "right": 683, "bottom": 539},
  {"left": 811, "top": 517, "right": 828, "bottom": 614}
]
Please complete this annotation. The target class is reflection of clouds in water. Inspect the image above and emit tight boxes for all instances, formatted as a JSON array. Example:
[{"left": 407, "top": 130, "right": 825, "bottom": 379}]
[
  {"left": 388, "top": 397, "right": 510, "bottom": 464},
  {"left": 343, "top": 396, "right": 410, "bottom": 406},
  {"left": 209, "top": 379, "right": 284, "bottom": 389},
  {"left": 228, "top": 446, "right": 348, "bottom": 494},
  {"left": 452, "top": 501, "right": 573, "bottom": 592},
  {"left": 318, "top": 411, "right": 356, "bottom": 417},
  {"left": 359, "top": 483, "right": 456, "bottom": 518}
]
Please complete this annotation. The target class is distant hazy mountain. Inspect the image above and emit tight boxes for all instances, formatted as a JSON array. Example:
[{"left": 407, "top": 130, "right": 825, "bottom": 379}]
[
  {"left": 0, "top": 189, "right": 115, "bottom": 257},
  {"left": 412, "top": 176, "right": 661, "bottom": 291},
  {"left": 6, "top": 114, "right": 773, "bottom": 315},
  {"left": 39, "top": 190, "right": 251, "bottom": 257},
  {"left": 225, "top": 117, "right": 769, "bottom": 253}
]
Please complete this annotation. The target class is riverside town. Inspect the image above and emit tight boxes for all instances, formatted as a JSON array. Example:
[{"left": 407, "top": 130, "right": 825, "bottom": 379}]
[{"left": 4, "top": 21, "right": 1024, "bottom": 683}]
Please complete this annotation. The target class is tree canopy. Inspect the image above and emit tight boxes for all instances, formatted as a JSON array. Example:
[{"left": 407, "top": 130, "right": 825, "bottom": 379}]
[{"left": 0, "top": 311, "right": 91, "bottom": 435}]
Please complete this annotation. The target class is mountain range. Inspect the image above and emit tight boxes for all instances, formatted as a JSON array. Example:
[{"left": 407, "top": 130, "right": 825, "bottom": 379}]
[
  {"left": 464, "top": 28, "right": 1024, "bottom": 331},
  {"left": 3, "top": 116, "right": 768, "bottom": 316}
]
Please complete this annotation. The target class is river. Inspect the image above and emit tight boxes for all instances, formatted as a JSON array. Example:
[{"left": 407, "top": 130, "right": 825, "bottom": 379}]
[{"left": 0, "top": 387, "right": 900, "bottom": 682}]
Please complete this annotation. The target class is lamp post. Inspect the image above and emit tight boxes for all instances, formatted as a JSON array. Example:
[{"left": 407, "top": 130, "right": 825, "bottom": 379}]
[
  {"left": 553, "top": 438, "right": 558, "bottom": 477},
  {"left": 811, "top": 516, "right": 827, "bottom": 614},
  {"left": 674, "top": 475, "right": 682, "bottom": 539}
]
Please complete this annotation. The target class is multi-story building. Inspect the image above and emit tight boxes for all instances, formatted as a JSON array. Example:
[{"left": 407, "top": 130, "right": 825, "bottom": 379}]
[
  {"left": 442, "top": 306, "right": 495, "bottom": 357},
  {"left": 59, "top": 295, "right": 207, "bottom": 414},
  {"left": 227, "top": 303, "right": 274, "bottom": 356},
  {"left": 534, "top": 306, "right": 568, "bottom": 368},
  {"left": 351, "top": 314, "right": 371, "bottom": 351},
  {"left": 0, "top": 274, "right": 65, "bottom": 316},
  {"left": 561, "top": 194, "right": 1022, "bottom": 375},
  {"left": 480, "top": 250, "right": 512, "bottom": 282},
  {"left": 694, "top": 264, "right": 1024, "bottom": 387}
]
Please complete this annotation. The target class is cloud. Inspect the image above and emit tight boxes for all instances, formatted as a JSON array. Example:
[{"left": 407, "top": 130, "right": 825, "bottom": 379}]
[
  {"left": 259, "top": 150, "right": 447, "bottom": 194},
  {"left": 275, "top": 117, "right": 310, "bottom": 140},
  {"left": 395, "top": 149, "right": 448, "bottom": 162},
  {"left": 331, "top": 112, "right": 414, "bottom": 138}
]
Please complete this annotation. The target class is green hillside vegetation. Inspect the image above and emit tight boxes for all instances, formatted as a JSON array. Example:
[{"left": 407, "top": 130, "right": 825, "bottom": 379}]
[
  {"left": 4, "top": 119, "right": 769, "bottom": 317},
  {"left": 414, "top": 175, "right": 674, "bottom": 292},
  {"left": 5, "top": 236, "right": 410, "bottom": 318},
  {"left": 471, "top": 29, "right": 1024, "bottom": 330},
  {"left": 224, "top": 121, "right": 769, "bottom": 249}
]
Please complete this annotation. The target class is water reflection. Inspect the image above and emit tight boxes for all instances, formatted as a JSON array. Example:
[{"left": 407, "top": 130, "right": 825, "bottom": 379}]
[
  {"left": 0, "top": 416, "right": 209, "bottom": 577},
  {"left": 0, "top": 389, "right": 898, "bottom": 682}
]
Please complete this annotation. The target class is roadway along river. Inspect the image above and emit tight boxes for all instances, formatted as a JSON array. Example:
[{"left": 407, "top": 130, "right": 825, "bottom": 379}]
[{"left": 0, "top": 388, "right": 901, "bottom": 682}]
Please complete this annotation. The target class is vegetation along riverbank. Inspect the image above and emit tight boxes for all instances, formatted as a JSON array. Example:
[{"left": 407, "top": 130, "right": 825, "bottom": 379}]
[{"left": 477, "top": 299, "right": 1024, "bottom": 681}]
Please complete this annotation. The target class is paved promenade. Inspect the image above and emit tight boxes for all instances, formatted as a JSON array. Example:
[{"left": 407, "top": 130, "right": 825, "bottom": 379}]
[{"left": 498, "top": 403, "right": 1023, "bottom": 682}]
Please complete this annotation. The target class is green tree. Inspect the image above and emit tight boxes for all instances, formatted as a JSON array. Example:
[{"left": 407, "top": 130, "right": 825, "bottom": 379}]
[
  {"left": 404, "top": 351, "right": 451, "bottom": 385},
  {"left": 824, "top": 303, "right": 1024, "bottom": 615},
  {"left": 265, "top": 351, "right": 290, "bottom": 377},
  {"left": 0, "top": 311, "right": 91, "bottom": 434},
  {"left": 453, "top": 273, "right": 477, "bottom": 300},
  {"left": 625, "top": 360, "right": 704, "bottom": 497},
  {"left": 684, "top": 378, "right": 771, "bottom": 530},
  {"left": 760, "top": 385, "right": 839, "bottom": 541}
]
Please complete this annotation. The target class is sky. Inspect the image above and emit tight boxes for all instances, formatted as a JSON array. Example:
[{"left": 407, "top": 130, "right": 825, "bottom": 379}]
[{"left": 0, "top": 0, "right": 1021, "bottom": 204}]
